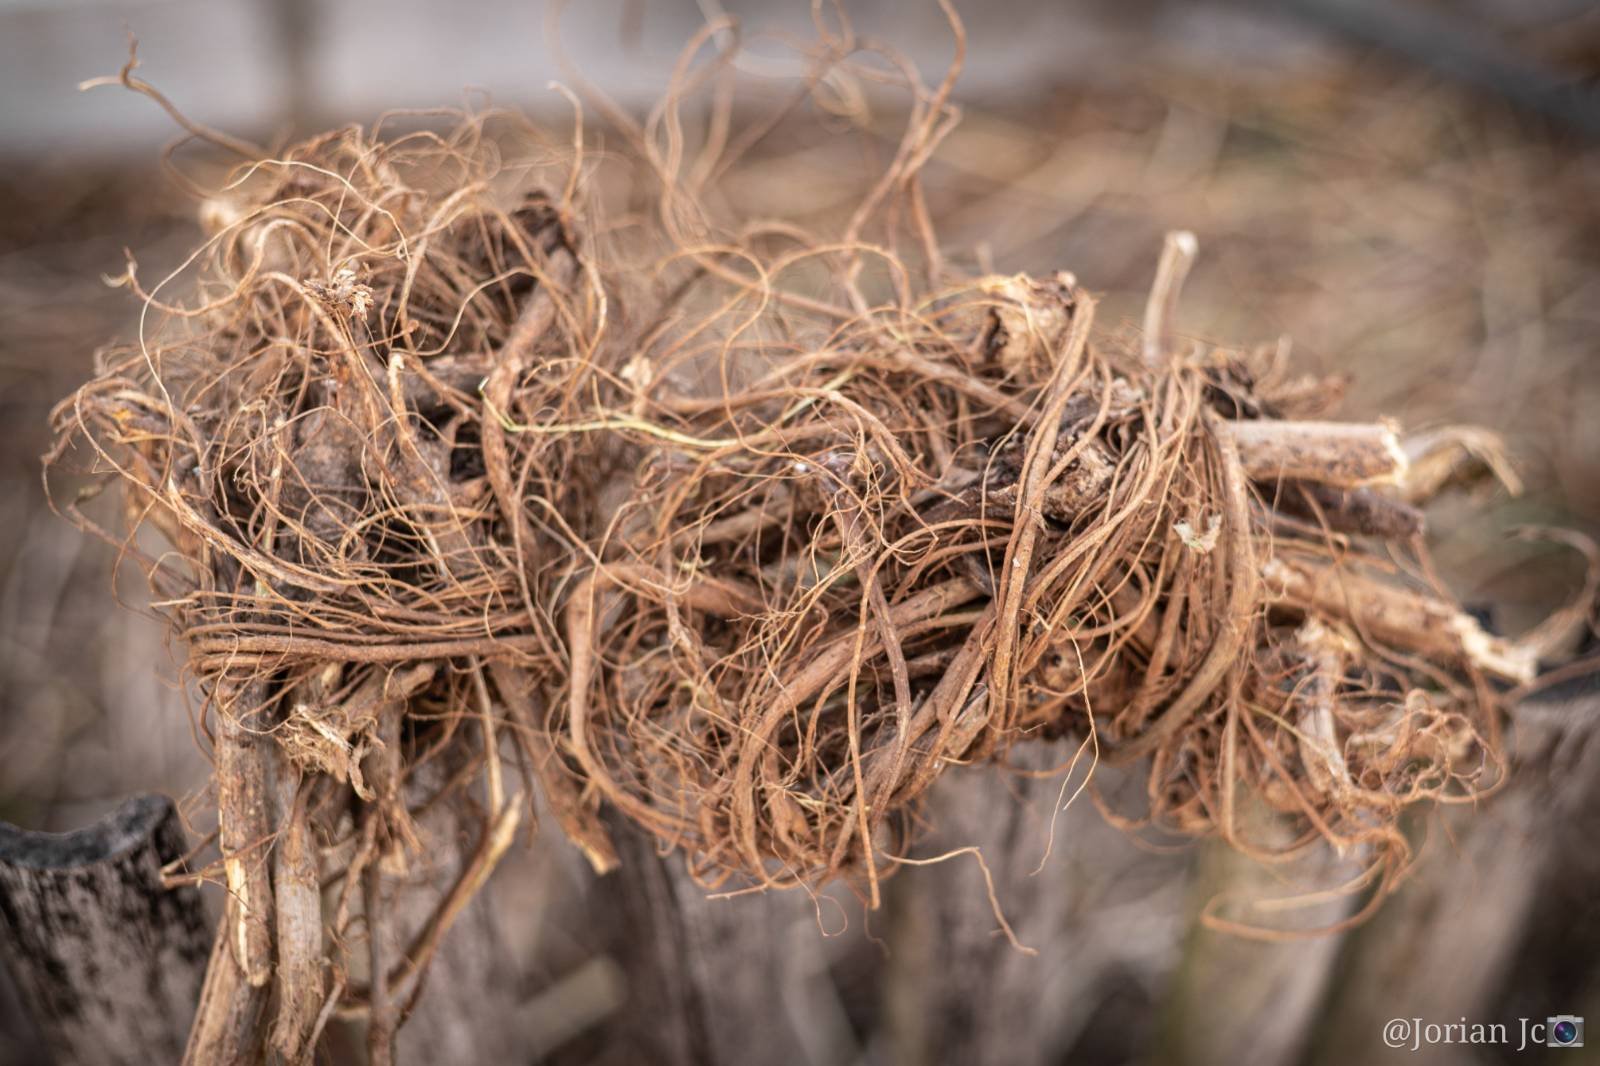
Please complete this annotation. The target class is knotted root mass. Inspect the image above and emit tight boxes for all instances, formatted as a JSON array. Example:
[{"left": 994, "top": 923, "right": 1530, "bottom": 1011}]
[{"left": 46, "top": 28, "right": 1589, "bottom": 1060}]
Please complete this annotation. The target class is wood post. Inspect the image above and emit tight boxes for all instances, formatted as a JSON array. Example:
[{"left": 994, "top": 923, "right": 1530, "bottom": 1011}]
[
  {"left": 884, "top": 742, "right": 1191, "bottom": 1066},
  {"left": 578, "top": 812, "right": 859, "bottom": 1066},
  {"left": 0, "top": 794, "right": 210, "bottom": 1066}
]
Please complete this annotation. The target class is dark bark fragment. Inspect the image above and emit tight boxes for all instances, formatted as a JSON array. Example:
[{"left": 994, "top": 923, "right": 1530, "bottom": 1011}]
[{"left": 0, "top": 794, "right": 210, "bottom": 1066}]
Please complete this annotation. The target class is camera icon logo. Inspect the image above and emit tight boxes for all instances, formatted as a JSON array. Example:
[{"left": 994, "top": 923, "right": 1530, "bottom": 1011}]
[{"left": 1548, "top": 1016, "right": 1584, "bottom": 1048}]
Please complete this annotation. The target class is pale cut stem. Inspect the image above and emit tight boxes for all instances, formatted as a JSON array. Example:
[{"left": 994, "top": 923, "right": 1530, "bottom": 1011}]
[
  {"left": 216, "top": 681, "right": 274, "bottom": 989},
  {"left": 1223, "top": 419, "right": 1407, "bottom": 489},
  {"left": 269, "top": 778, "right": 323, "bottom": 1065},
  {"left": 1263, "top": 556, "right": 1536, "bottom": 683},
  {"left": 1400, "top": 425, "right": 1522, "bottom": 502},
  {"left": 1141, "top": 230, "right": 1198, "bottom": 368}
]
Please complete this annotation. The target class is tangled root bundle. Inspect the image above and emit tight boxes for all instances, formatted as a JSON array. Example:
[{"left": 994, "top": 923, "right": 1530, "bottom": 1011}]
[{"left": 47, "top": 25, "right": 1589, "bottom": 1060}]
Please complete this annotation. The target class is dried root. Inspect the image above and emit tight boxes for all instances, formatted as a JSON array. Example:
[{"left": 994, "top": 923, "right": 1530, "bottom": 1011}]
[{"left": 46, "top": 21, "right": 1587, "bottom": 1055}]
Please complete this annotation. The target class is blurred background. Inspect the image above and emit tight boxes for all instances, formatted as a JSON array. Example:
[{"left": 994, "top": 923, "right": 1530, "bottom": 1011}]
[{"left": 1, "top": 1, "right": 1598, "bottom": 1063}]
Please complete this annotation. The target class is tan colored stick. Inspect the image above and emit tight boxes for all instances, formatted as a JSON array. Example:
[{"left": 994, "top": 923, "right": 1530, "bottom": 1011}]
[
  {"left": 182, "top": 919, "right": 268, "bottom": 1066},
  {"left": 216, "top": 681, "right": 274, "bottom": 989},
  {"left": 1223, "top": 419, "right": 1407, "bottom": 488},
  {"left": 1142, "top": 230, "right": 1198, "bottom": 367},
  {"left": 1294, "top": 622, "right": 1355, "bottom": 797},
  {"left": 1263, "top": 555, "right": 1535, "bottom": 683},
  {"left": 1399, "top": 425, "right": 1522, "bottom": 502},
  {"left": 269, "top": 777, "right": 323, "bottom": 1065},
  {"left": 1274, "top": 482, "right": 1424, "bottom": 539}
]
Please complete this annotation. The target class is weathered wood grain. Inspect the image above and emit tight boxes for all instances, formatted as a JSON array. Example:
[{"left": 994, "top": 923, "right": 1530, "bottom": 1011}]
[
  {"left": 0, "top": 794, "right": 210, "bottom": 1066},
  {"left": 573, "top": 812, "right": 866, "bottom": 1066},
  {"left": 884, "top": 741, "right": 1192, "bottom": 1066},
  {"left": 1152, "top": 816, "right": 1354, "bottom": 1066},
  {"left": 545, "top": 739, "right": 1195, "bottom": 1066}
]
